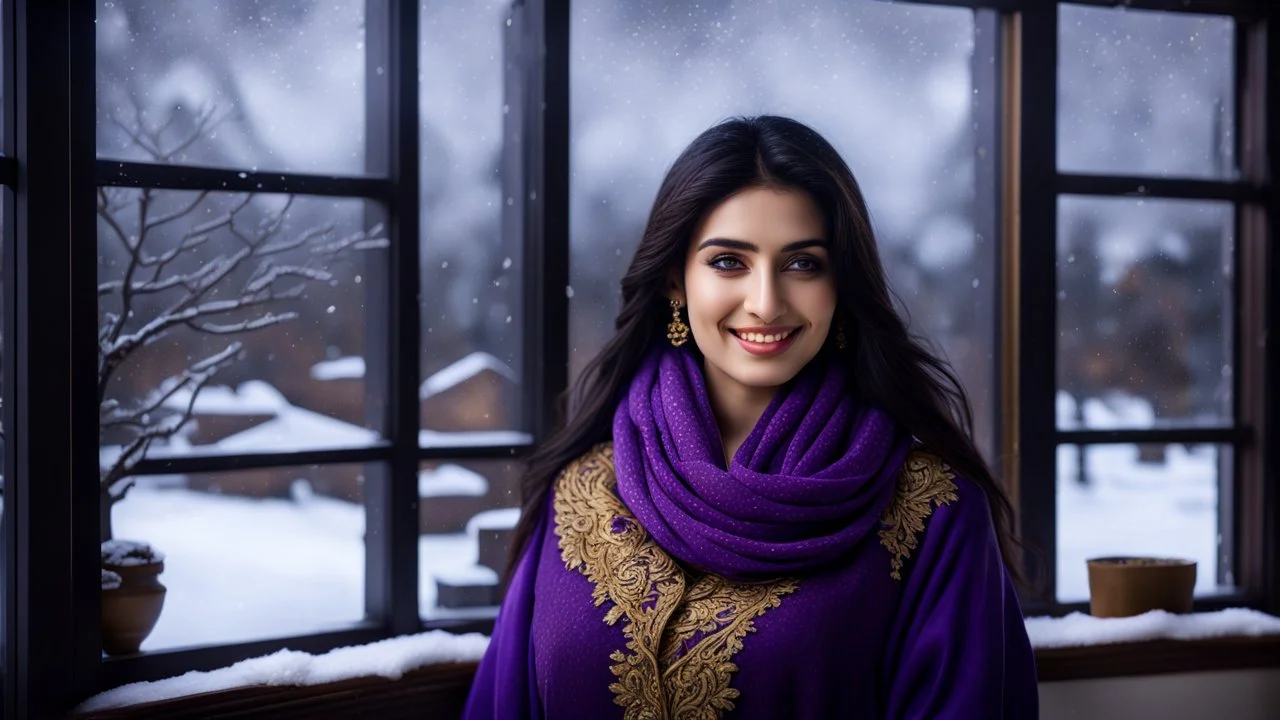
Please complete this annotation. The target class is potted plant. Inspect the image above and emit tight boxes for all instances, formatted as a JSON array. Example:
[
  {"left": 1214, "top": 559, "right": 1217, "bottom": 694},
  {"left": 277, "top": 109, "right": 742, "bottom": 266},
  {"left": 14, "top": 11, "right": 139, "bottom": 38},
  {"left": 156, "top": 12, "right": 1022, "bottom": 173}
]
[
  {"left": 1087, "top": 556, "right": 1197, "bottom": 618},
  {"left": 100, "top": 539, "right": 167, "bottom": 656}
]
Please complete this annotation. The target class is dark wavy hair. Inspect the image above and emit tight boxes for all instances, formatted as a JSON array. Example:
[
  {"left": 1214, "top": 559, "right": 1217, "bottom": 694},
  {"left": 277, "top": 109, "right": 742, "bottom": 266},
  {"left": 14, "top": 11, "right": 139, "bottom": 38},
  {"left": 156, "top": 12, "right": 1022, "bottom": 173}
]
[{"left": 509, "top": 115, "right": 1025, "bottom": 584}]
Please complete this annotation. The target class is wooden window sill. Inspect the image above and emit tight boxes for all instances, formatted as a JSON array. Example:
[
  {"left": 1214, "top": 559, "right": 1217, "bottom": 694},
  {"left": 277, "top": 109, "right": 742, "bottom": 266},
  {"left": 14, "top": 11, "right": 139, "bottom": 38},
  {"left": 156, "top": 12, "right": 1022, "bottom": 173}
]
[
  {"left": 1034, "top": 635, "right": 1280, "bottom": 682},
  {"left": 67, "top": 635, "right": 1280, "bottom": 718}
]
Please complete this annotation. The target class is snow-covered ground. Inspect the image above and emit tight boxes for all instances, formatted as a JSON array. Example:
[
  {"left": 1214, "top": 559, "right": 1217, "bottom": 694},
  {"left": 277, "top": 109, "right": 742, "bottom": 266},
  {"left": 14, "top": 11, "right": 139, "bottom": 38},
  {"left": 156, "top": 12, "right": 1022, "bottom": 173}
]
[
  {"left": 115, "top": 481, "right": 501, "bottom": 651},
  {"left": 1055, "top": 391, "right": 1223, "bottom": 602},
  {"left": 106, "top": 389, "right": 1223, "bottom": 651}
]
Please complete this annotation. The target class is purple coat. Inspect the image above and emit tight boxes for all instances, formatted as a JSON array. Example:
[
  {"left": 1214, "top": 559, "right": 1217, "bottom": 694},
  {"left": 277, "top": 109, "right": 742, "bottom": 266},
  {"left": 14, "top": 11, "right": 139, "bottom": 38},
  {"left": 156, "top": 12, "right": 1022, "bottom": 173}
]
[{"left": 464, "top": 444, "right": 1038, "bottom": 719}]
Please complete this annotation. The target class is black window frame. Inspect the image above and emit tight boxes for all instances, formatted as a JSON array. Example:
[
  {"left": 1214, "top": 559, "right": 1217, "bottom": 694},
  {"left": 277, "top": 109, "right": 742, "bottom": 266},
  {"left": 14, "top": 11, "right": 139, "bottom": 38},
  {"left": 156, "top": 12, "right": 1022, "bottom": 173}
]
[
  {"left": 1, "top": 1, "right": 569, "bottom": 716},
  {"left": 0, "top": 0, "right": 1274, "bottom": 717}
]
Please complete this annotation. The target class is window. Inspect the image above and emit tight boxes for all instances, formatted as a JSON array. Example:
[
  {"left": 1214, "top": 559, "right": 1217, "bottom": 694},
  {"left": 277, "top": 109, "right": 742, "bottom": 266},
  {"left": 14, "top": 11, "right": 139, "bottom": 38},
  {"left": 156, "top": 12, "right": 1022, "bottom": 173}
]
[
  {"left": 1026, "top": 1, "right": 1269, "bottom": 611},
  {"left": 5, "top": 0, "right": 562, "bottom": 715},
  {"left": 96, "top": 1, "right": 385, "bottom": 650}
]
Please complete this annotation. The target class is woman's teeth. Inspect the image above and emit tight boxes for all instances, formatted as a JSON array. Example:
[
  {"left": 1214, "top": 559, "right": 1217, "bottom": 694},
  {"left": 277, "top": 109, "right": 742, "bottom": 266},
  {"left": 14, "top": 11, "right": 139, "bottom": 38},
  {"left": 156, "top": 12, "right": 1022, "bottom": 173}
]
[{"left": 737, "top": 329, "right": 795, "bottom": 343}]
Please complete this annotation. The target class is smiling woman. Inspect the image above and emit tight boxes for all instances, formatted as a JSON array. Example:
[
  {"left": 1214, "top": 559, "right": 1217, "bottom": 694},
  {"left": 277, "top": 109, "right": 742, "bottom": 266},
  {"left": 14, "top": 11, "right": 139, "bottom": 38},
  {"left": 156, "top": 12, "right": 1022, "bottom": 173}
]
[
  {"left": 675, "top": 188, "right": 837, "bottom": 461},
  {"left": 463, "top": 115, "right": 1038, "bottom": 719}
]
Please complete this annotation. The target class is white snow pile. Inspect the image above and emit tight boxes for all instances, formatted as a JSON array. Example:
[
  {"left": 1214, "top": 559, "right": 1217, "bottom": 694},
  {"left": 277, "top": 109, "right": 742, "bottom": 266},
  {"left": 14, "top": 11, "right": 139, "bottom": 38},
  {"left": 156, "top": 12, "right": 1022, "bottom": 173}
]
[
  {"left": 1025, "top": 608, "right": 1280, "bottom": 649},
  {"left": 101, "top": 539, "right": 165, "bottom": 566},
  {"left": 102, "top": 569, "right": 123, "bottom": 591},
  {"left": 74, "top": 629, "right": 491, "bottom": 713}
]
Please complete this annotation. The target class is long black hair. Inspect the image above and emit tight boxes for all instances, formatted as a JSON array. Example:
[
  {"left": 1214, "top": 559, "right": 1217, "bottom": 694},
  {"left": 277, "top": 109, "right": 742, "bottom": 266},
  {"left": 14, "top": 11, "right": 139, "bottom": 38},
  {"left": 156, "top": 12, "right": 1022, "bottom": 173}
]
[{"left": 509, "top": 115, "right": 1026, "bottom": 583}]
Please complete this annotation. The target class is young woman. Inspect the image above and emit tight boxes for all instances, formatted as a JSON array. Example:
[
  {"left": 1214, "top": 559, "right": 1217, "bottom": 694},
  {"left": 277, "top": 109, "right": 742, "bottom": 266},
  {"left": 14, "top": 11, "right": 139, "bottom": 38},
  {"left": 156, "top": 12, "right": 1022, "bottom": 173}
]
[{"left": 464, "top": 116, "right": 1038, "bottom": 719}]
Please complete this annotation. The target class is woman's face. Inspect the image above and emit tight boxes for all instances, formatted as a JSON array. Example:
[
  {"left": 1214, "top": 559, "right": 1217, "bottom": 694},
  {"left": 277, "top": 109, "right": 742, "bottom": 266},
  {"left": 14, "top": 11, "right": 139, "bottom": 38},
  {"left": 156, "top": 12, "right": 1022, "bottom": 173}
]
[{"left": 676, "top": 186, "right": 837, "bottom": 396}]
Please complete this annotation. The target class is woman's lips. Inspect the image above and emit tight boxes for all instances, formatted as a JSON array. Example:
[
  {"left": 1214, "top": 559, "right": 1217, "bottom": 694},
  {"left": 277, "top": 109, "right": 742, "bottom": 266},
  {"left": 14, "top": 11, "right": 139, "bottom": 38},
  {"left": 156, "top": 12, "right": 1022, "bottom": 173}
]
[{"left": 729, "top": 328, "right": 801, "bottom": 356}]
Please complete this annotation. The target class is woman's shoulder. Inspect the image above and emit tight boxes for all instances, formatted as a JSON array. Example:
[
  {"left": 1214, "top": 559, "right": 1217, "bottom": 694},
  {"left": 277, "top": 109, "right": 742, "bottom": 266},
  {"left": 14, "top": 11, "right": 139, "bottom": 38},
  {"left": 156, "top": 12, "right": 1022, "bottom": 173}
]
[
  {"left": 551, "top": 441, "right": 617, "bottom": 494},
  {"left": 879, "top": 447, "right": 994, "bottom": 579}
]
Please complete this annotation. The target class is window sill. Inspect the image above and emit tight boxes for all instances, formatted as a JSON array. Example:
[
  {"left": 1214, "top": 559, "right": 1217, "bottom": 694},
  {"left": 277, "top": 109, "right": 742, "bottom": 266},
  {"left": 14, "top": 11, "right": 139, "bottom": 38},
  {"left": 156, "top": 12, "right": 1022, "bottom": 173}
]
[
  {"left": 1035, "top": 634, "right": 1280, "bottom": 682},
  {"left": 69, "top": 661, "right": 481, "bottom": 720}
]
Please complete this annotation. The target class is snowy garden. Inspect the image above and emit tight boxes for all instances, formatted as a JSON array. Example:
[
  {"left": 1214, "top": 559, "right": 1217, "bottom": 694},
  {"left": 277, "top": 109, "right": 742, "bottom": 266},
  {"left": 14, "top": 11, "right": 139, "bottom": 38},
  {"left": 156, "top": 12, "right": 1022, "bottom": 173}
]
[{"left": 92, "top": 367, "right": 1226, "bottom": 652}]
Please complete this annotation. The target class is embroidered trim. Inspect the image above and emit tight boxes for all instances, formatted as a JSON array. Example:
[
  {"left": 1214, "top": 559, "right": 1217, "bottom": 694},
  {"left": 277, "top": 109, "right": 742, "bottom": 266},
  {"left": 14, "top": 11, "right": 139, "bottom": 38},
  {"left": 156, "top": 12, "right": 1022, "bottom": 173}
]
[
  {"left": 554, "top": 443, "right": 797, "bottom": 720},
  {"left": 659, "top": 574, "right": 798, "bottom": 718},
  {"left": 878, "top": 450, "right": 959, "bottom": 581}
]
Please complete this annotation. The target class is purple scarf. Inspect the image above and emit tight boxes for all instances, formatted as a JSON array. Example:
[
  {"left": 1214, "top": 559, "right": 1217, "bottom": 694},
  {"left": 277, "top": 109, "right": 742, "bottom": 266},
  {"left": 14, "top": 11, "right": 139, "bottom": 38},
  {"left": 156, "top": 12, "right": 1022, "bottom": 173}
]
[{"left": 611, "top": 346, "right": 910, "bottom": 581}]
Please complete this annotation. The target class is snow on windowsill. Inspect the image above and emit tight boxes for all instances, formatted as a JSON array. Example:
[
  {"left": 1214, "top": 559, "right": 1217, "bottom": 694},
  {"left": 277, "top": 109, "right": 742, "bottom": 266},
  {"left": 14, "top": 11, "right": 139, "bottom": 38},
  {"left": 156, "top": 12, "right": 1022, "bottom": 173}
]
[
  {"left": 1026, "top": 608, "right": 1280, "bottom": 650},
  {"left": 69, "top": 607, "right": 1280, "bottom": 712},
  {"left": 73, "top": 630, "right": 490, "bottom": 714}
]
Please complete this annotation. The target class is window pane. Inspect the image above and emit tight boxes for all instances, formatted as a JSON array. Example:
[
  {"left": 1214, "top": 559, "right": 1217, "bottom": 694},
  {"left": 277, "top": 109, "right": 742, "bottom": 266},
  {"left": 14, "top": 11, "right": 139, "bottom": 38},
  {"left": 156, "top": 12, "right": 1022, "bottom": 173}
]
[
  {"left": 419, "top": 0, "right": 528, "bottom": 440},
  {"left": 569, "top": 2, "right": 994, "bottom": 455},
  {"left": 96, "top": 0, "right": 366, "bottom": 175},
  {"left": 111, "top": 463, "right": 370, "bottom": 650},
  {"left": 1058, "top": 5, "right": 1235, "bottom": 179},
  {"left": 97, "top": 190, "right": 387, "bottom": 471},
  {"left": 419, "top": 459, "right": 523, "bottom": 621},
  {"left": 1057, "top": 196, "right": 1232, "bottom": 429},
  {"left": 1056, "top": 443, "right": 1228, "bottom": 603}
]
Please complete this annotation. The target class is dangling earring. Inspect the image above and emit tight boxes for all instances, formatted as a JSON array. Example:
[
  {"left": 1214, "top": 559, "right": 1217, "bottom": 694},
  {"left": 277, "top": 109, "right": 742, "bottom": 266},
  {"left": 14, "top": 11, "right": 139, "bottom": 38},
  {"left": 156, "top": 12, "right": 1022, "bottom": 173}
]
[
  {"left": 667, "top": 299, "right": 690, "bottom": 347},
  {"left": 835, "top": 325, "right": 848, "bottom": 350}
]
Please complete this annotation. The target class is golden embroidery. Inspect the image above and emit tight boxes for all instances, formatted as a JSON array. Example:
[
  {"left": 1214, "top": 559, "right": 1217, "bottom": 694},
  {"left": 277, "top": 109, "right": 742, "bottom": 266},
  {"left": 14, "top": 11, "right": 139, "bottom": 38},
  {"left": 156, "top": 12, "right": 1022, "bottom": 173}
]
[
  {"left": 554, "top": 443, "right": 797, "bottom": 720},
  {"left": 878, "top": 450, "right": 959, "bottom": 581},
  {"left": 659, "top": 574, "right": 798, "bottom": 719}
]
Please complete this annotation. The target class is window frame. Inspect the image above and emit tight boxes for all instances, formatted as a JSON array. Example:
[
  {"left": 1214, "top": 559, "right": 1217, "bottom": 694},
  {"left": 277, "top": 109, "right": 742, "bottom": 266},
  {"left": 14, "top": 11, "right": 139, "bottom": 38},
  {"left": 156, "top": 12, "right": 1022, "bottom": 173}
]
[
  {"left": 1005, "top": 0, "right": 1276, "bottom": 616},
  {"left": 892, "top": 0, "right": 1276, "bottom": 616},
  {"left": 1, "top": 0, "right": 570, "bottom": 716},
  {"left": 0, "top": 0, "right": 1274, "bottom": 716}
]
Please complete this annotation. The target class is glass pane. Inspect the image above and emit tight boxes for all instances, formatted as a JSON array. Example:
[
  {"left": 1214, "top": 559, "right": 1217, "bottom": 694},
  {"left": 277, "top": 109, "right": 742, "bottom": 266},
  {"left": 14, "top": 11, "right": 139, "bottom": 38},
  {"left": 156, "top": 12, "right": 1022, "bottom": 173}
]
[
  {"left": 569, "top": 3, "right": 994, "bottom": 454},
  {"left": 419, "top": 458, "right": 523, "bottom": 621},
  {"left": 1057, "top": 196, "right": 1232, "bottom": 429},
  {"left": 1057, "top": 444, "right": 1228, "bottom": 603},
  {"left": 96, "top": 0, "right": 366, "bottom": 175},
  {"left": 97, "top": 190, "right": 388, "bottom": 473},
  {"left": 419, "top": 0, "right": 528, "bottom": 440},
  {"left": 1058, "top": 5, "right": 1235, "bottom": 179},
  {"left": 111, "top": 462, "right": 370, "bottom": 650}
]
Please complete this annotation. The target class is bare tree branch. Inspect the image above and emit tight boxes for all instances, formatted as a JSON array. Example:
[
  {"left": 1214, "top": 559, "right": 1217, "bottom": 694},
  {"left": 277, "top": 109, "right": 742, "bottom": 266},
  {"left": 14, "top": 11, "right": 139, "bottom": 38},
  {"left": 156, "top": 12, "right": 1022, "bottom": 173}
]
[{"left": 95, "top": 96, "right": 388, "bottom": 538}]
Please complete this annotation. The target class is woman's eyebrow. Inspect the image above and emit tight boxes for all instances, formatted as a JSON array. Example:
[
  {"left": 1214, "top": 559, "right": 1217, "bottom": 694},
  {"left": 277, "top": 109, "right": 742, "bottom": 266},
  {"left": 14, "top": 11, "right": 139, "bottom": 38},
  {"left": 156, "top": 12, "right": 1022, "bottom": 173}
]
[{"left": 696, "top": 237, "right": 828, "bottom": 252}]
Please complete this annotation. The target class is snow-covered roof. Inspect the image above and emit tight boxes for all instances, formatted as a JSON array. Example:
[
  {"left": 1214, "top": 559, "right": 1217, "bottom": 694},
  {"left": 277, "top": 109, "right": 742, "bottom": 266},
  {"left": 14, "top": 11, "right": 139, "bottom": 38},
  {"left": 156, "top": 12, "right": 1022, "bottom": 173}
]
[
  {"left": 419, "top": 352, "right": 516, "bottom": 399},
  {"left": 162, "top": 380, "right": 288, "bottom": 416},
  {"left": 213, "top": 405, "right": 378, "bottom": 452},
  {"left": 311, "top": 356, "right": 366, "bottom": 382},
  {"left": 465, "top": 507, "right": 521, "bottom": 537},
  {"left": 419, "top": 429, "right": 532, "bottom": 448},
  {"left": 418, "top": 464, "right": 488, "bottom": 498}
]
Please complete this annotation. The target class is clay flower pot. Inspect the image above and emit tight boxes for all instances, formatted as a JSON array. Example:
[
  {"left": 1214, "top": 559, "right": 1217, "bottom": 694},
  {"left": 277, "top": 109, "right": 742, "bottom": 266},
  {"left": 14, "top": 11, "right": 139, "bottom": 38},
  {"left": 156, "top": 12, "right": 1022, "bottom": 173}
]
[
  {"left": 1087, "top": 556, "right": 1196, "bottom": 619},
  {"left": 101, "top": 540, "right": 167, "bottom": 656}
]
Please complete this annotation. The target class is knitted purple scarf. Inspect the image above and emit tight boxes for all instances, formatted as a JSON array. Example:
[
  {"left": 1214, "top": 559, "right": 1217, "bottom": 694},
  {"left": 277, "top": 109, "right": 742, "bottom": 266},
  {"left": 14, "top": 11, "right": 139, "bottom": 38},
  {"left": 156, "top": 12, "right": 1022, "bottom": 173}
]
[{"left": 612, "top": 345, "right": 910, "bottom": 581}]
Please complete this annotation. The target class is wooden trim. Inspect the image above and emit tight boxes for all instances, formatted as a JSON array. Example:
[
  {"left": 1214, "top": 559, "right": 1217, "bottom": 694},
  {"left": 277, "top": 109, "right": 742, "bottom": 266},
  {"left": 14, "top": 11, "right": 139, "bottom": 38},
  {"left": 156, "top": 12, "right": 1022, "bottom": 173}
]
[
  {"left": 999, "top": 8, "right": 1022, "bottom": 535},
  {"left": 1036, "top": 636, "right": 1280, "bottom": 682},
  {"left": 70, "top": 662, "right": 480, "bottom": 720},
  {"left": 1236, "top": 8, "right": 1272, "bottom": 610}
]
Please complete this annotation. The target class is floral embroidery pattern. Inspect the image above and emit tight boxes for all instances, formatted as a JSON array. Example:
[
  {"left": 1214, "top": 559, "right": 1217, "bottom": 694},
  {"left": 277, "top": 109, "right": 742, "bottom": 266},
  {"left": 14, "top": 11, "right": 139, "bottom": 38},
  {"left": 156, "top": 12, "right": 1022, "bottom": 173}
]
[
  {"left": 878, "top": 450, "right": 959, "bottom": 581},
  {"left": 554, "top": 443, "right": 796, "bottom": 719}
]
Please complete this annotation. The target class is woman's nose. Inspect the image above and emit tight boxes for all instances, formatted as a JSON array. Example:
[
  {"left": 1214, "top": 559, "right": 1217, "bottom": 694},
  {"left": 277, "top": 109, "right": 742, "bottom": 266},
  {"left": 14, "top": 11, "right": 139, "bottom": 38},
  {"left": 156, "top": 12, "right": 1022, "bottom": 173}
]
[{"left": 743, "top": 272, "right": 786, "bottom": 323}]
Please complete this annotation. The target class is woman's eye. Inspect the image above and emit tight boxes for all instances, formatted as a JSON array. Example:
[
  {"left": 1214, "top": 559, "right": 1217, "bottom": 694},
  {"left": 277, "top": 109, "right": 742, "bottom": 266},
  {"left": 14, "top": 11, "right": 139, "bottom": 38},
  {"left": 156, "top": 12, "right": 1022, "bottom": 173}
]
[
  {"left": 709, "top": 255, "right": 744, "bottom": 271},
  {"left": 787, "top": 256, "right": 823, "bottom": 272}
]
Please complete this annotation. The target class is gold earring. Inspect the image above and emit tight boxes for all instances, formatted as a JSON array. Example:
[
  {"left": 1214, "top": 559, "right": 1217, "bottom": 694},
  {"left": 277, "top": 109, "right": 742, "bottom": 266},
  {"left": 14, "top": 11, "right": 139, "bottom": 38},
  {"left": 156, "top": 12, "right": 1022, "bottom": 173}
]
[
  {"left": 667, "top": 299, "right": 689, "bottom": 347},
  {"left": 835, "top": 325, "right": 848, "bottom": 350}
]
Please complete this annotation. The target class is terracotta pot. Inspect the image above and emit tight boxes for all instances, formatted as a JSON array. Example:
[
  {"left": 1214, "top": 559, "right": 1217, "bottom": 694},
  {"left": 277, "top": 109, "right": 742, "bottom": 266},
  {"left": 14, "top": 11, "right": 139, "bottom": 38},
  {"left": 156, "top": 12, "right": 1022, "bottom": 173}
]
[
  {"left": 1087, "top": 556, "right": 1196, "bottom": 618},
  {"left": 101, "top": 560, "right": 166, "bottom": 656}
]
